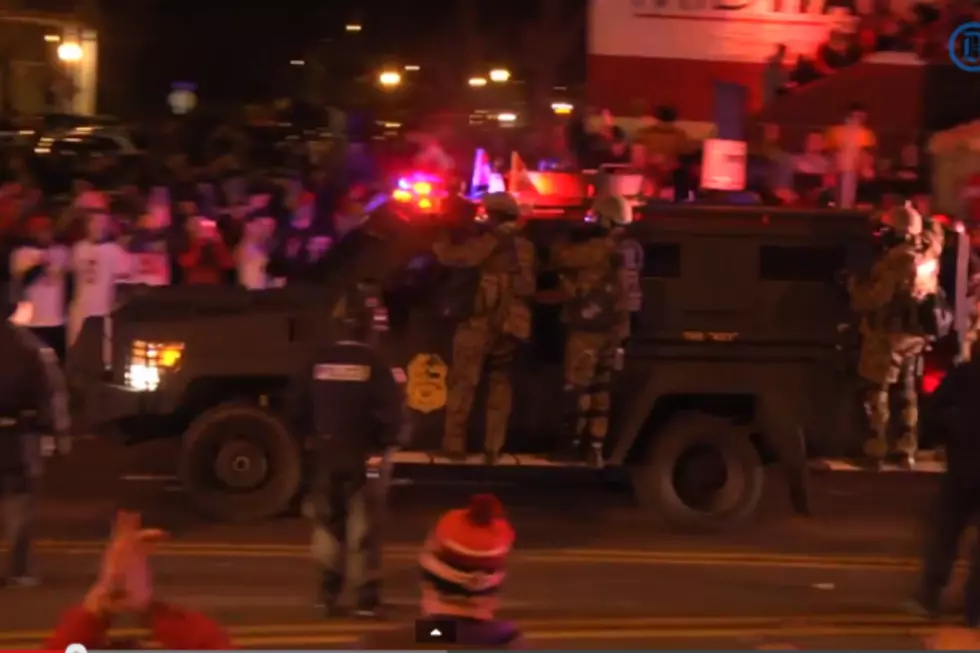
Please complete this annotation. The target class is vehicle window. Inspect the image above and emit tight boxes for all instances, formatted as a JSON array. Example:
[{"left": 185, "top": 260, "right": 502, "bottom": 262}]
[
  {"left": 91, "top": 136, "right": 122, "bottom": 153},
  {"left": 642, "top": 243, "right": 681, "bottom": 278},
  {"left": 759, "top": 245, "right": 846, "bottom": 282}
]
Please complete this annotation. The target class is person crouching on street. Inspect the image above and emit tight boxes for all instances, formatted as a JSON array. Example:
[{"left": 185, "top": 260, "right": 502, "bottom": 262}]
[{"left": 359, "top": 493, "right": 526, "bottom": 649}]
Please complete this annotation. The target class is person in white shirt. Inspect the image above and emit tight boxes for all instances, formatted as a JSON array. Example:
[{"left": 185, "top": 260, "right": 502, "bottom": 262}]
[
  {"left": 9, "top": 215, "right": 70, "bottom": 361},
  {"left": 68, "top": 212, "right": 131, "bottom": 367},
  {"left": 236, "top": 215, "right": 275, "bottom": 290}
]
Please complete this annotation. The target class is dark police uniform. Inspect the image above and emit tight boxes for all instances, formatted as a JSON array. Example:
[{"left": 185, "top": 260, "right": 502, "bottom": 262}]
[
  {"left": 914, "top": 354, "right": 980, "bottom": 626},
  {"left": 0, "top": 284, "right": 70, "bottom": 585},
  {"left": 291, "top": 282, "right": 407, "bottom": 618}
]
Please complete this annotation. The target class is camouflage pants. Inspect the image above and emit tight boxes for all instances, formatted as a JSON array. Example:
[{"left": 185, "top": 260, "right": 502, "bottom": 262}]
[
  {"left": 444, "top": 318, "right": 519, "bottom": 455},
  {"left": 858, "top": 334, "right": 925, "bottom": 459},
  {"left": 309, "top": 471, "right": 384, "bottom": 607},
  {"left": 564, "top": 330, "right": 619, "bottom": 443}
]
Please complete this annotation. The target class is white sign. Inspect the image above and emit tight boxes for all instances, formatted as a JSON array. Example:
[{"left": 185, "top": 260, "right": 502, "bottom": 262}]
[{"left": 700, "top": 139, "right": 747, "bottom": 191}]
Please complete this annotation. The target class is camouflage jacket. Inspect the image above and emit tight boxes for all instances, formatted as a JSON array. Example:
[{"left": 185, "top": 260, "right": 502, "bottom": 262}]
[
  {"left": 849, "top": 241, "right": 928, "bottom": 336},
  {"left": 432, "top": 222, "right": 536, "bottom": 341},
  {"left": 551, "top": 234, "right": 629, "bottom": 339}
]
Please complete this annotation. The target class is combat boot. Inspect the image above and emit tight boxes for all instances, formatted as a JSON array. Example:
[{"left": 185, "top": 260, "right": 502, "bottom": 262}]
[
  {"left": 315, "top": 570, "right": 343, "bottom": 617},
  {"left": 586, "top": 441, "right": 605, "bottom": 469},
  {"left": 353, "top": 582, "right": 386, "bottom": 620}
]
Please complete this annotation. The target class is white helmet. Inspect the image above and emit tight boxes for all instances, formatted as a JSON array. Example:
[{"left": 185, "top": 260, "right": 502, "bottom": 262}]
[{"left": 591, "top": 194, "right": 633, "bottom": 227}]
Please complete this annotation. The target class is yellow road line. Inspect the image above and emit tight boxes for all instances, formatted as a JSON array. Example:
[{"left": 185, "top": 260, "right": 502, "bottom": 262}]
[
  {"left": 0, "top": 614, "right": 933, "bottom": 642},
  {"left": 5, "top": 623, "right": 940, "bottom": 649},
  {"left": 30, "top": 546, "right": 925, "bottom": 571},
  {"left": 29, "top": 540, "right": 928, "bottom": 570},
  {"left": 32, "top": 539, "right": 911, "bottom": 563}
]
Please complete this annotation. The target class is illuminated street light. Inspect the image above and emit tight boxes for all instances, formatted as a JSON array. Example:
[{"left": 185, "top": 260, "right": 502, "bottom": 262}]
[
  {"left": 345, "top": 23, "right": 362, "bottom": 32},
  {"left": 290, "top": 59, "right": 305, "bottom": 66},
  {"left": 489, "top": 68, "right": 511, "bottom": 83},
  {"left": 404, "top": 65, "right": 420, "bottom": 72},
  {"left": 57, "top": 42, "right": 83, "bottom": 62},
  {"left": 44, "top": 34, "right": 60, "bottom": 43},
  {"left": 468, "top": 77, "right": 487, "bottom": 87},
  {"left": 551, "top": 102, "right": 573, "bottom": 115},
  {"left": 497, "top": 112, "right": 517, "bottom": 123},
  {"left": 378, "top": 71, "right": 402, "bottom": 88}
]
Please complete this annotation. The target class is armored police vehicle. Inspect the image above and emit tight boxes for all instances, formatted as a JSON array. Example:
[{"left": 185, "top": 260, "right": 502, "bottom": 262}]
[{"left": 64, "top": 204, "right": 970, "bottom": 532}]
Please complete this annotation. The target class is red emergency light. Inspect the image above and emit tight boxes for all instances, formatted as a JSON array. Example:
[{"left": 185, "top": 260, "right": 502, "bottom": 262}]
[{"left": 391, "top": 172, "right": 447, "bottom": 219}]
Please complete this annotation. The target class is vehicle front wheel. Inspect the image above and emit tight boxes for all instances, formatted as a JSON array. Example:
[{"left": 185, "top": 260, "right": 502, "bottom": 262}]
[
  {"left": 178, "top": 402, "right": 301, "bottom": 522},
  {"left": 632, "top": 411, "right": 764, "bottom": 532}
]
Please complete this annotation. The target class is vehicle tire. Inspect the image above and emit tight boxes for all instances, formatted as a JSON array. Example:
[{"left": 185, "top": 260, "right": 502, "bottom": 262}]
[
  {"left": 632, "top": 411, "right": 764, "bottom": 532},
  {"left": 178, "top": 402, "right": 301, "bottom": 523}
]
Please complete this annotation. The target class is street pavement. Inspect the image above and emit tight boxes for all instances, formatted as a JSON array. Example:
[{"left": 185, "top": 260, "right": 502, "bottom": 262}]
[{"left": 0, "top": 438, "right": 968, "bottom": 649}]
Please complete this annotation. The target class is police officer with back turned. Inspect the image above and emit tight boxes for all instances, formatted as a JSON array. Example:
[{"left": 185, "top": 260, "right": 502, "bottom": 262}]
[
  {"left": 291, "top": 280, "right": 408, "bottom": 619},
  {"left": 0, "top": 283, "right": 70, "bottom": 587}
]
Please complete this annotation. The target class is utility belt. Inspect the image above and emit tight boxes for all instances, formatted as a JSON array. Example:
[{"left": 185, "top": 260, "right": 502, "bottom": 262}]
[
  {"left": 0, "top": 412, "right": 36, "bottom": 475},
  {"left": 869, "top": 301, "right": 921, "bottom": 335}
]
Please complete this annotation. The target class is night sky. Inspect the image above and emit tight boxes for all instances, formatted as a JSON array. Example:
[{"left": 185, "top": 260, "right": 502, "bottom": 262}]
[{"left": 91, "top": 0, "right": 587, "bottom": 114}]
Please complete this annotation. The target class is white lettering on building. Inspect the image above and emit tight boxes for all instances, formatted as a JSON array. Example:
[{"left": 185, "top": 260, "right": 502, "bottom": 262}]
[{"left": 589, "top": 0, "right": 900, "bottom": 62}]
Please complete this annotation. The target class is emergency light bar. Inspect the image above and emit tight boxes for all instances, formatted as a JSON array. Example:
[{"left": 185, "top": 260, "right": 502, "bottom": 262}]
[{"left": 390, "top": 172, "right": 446, "bottom": 216}]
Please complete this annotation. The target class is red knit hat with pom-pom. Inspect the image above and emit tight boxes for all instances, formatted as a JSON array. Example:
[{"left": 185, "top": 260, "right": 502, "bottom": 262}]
[{"left": 419, "top": 494, "right": 515, "bottom": 617}]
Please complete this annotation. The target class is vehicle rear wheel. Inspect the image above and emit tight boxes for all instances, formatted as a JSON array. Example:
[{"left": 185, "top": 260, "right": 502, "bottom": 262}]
[
  {"left": 178, "top": 402, "right": 301, "bottom": 522},
  {"left": 632, "top": 411, "right": 764, "bottom": 532}
]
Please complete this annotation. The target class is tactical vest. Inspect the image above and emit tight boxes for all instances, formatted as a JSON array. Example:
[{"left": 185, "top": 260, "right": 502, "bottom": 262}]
[
  {"left": 565, "top": 251, "right": 623, "bottom": 332},
  {"left": 438, "top": 233, "right": 518, "bottom": 323}
]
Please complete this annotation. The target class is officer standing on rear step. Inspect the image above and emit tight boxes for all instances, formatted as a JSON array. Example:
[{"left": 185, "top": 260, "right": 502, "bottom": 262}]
[
  {"left": 0, "top": 283, "right": 71, "bottom": 587},
  {"left": 290, "top": 280, "right": 408, "bottom": 619},
  {"left": 551, "top": 195, "right": 632, "bottom": 468}
]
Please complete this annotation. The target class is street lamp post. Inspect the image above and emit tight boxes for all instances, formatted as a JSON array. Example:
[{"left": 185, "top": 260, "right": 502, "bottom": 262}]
[
  {"left": 378, "top": 70, "right": 401, "bottom": 89},
  {"left": 489, "top": 68, "right": 510, "bottom": 83},
  {"left": 57, "top": 41, "right": 83, "bottom": 62}
]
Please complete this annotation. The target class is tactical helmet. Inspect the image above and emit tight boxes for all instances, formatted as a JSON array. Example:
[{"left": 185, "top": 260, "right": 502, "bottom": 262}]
[
  {"left": 589, "top": 194, "right": 633, "bottom": 230},
  {"left": 335, "top": 279, "right": 389, "bottom": 335},
  {"left": 887, "top": 202, "right": 924, "bottom": 237},
  {"left": 481, "top": 192, "right": 521, "bottom": 223}
]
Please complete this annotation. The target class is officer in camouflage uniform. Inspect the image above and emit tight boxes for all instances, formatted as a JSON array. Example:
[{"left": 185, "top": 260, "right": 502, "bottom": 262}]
[
  {"left": 433, "top": 192, "right": 536, "bottom": 463},
  {"left": 849, "top": 204, "right": 942, "bottom": 469},
  {"left": 551, "top": 195, "right": 632, "bottom": 468}
]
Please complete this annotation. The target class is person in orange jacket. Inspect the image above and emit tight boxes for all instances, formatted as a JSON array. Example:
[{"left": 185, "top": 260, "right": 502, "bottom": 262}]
[{"left": 45, "top": 511, "right": 231, "bottom": 650}]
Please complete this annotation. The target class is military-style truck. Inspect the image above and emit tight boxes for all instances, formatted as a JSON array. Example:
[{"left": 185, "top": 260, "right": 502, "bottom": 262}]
[{"left": 64, "top": 205, "right": 967, "bottom": 532}]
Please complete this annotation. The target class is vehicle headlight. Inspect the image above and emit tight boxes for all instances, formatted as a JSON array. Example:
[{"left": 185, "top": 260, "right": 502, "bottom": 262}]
[{"left": 125, "top": 340, "right": 184, "bottom": 391}]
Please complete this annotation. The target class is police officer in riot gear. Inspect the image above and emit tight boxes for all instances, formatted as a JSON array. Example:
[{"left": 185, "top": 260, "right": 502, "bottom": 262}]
[
  {"left": 0, "top": 283, "right": 71, "bottom": 586},
  {"left": 291, "top": 280, "right": 407, "bottom": 619},
  {"left": 433, "top": 192, "right": 536, "bottom": 463},
  {"left": 552, "top": 194, "right": 632, "bottom": 468},
  {"left": 849, "top": 203, "right": 945, "bottom": 469}
]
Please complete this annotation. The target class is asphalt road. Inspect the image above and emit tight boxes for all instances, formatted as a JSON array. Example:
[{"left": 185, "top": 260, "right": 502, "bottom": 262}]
[{"left": 1, "top": 438, "right": 968, "bottom": 649}]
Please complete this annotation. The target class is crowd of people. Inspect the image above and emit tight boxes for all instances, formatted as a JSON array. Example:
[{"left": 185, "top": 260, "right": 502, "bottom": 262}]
[
  {"left": 563, "top": 102, "right": 932, "bottom": 213},
  {"left": 0, "top": 142, "right": 361, "bottom": 361},
  {"left": 764, "top": 0, "right": 980, "bottom": 101}
]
